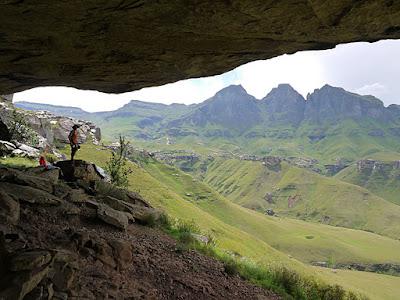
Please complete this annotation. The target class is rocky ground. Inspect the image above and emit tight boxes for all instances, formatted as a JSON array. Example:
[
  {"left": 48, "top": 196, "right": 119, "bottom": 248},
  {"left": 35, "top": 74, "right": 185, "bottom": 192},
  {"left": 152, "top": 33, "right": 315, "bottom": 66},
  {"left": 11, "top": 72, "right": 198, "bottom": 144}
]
[{"left": 0, "top": 160, "right": 279, "bottom": 300}]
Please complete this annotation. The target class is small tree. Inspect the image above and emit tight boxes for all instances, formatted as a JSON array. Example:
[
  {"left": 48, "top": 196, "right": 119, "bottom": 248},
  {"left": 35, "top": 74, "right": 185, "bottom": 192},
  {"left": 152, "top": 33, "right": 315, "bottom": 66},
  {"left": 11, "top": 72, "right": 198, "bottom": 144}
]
[{"left": 105, "top": 135, "right": 131, "bottom": 188}]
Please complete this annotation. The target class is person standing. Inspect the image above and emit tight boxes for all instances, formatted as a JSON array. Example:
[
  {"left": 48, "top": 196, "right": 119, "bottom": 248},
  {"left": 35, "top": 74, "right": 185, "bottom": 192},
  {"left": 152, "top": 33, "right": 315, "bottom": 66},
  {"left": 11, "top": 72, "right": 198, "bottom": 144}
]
[{"left": 68, "top": 124, "right": 80, "bottom": 161}]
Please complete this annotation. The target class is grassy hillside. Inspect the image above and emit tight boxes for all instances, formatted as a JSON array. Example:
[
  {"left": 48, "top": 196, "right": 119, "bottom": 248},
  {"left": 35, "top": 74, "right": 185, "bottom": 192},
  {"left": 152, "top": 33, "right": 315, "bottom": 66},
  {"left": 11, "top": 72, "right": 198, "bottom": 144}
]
[
  {"left": 66, "top": 143, "right": 400, "bottom": 299},
  {"left": 336, "top": 162, "right": 400, "bottom": 205},
  {"left": 200, "top": 158, "right": 400, "bottom": 239},
  {"left": 97, "top": 115, "right": 400, "bottom": 165}
]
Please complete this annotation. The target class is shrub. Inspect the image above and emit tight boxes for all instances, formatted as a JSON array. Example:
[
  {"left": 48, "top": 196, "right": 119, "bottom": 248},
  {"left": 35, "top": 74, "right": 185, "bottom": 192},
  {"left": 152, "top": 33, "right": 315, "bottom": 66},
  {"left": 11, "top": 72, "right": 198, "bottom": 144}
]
[
  {"left": 105, "top": 135, "right": 131, "bottom": 188},
  {"left": 139, "top": 212, "right": 157, "bottom": 227},
  {"left": 45, "top": 153, "right": 58, "bottom": 164},
  {"left": 157, "top": 212, "right": 172, "bottom": 230},
  {"left": 8, "top": 110, "right": 38, "bottom": 146}
]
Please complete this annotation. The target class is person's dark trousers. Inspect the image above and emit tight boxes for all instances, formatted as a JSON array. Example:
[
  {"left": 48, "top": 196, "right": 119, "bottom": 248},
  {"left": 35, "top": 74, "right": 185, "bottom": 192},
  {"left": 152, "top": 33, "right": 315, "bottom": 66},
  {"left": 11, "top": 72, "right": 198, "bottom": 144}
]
[{"left": 70, "top": 144, "right": 79, "bottom": 161}]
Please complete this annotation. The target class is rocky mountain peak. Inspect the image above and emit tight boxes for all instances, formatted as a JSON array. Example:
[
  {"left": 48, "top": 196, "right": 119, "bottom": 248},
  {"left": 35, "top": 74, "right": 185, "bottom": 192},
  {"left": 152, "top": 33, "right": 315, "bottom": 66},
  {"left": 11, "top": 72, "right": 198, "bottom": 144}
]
[
  {"left": 305, "top": 84, "right": 388, "bottom": 122},
  {"left": 172, "top": 84, "right": 261, "bottom": 133},
  {"left": 307, "top": 84, "right": 347, "bottom": 101},
  {"left": 261, "top": 84, "right": 305, "bottom": 125},
  {"left": 212, "top": 84, "right": 248, "bottom": 99},
  {"left": 263, "top": 84, "right": 305, "bottom": 103}
]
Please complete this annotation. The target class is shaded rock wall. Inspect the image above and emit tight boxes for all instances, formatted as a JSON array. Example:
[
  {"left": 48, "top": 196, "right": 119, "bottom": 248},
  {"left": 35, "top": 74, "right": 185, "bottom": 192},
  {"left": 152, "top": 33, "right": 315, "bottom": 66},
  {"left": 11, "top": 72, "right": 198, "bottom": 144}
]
[{"left": 0, "top": 1, "right": 400, "bottom": 94}]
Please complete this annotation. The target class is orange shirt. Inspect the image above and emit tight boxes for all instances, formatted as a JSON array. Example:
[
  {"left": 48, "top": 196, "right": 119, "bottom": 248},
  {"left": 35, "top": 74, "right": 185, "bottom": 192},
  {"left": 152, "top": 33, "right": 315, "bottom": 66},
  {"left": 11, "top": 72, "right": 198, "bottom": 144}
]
[
  {"left": 72, "top": 130, "right": 78, "bottom": 144},
  {"left": 69, "top": 129, "right": 78, "bottom": 144}
]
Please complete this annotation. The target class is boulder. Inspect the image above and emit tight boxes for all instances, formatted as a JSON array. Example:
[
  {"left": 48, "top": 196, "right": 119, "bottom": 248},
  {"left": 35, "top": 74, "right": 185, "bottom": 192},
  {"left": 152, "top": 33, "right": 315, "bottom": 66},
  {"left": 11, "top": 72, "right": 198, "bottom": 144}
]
[
  {"left": 15, "top": 143, "right": 40, "bottom": 158},
  {"left": 0, "top": 140, "right": 16, "bottom": 155},
  {"left": 94, "top": 194, "right": 158, "bottom": 225},
  {"left": 123, "top": 202, "right": 161, "bottom": 225},
  {"left": 0, "top": 191, "right": 20, "bottom": 225},
  {"left": 55, "top": 160, "right": 103, "bottom": 182},
  {"left": 0, "top": 266, "right": 50, "bottom": 300},
  {"left": 0, "top": 182, "right": 61, "bottom": 205},
  {"left": 9, "top": 250, "right": 52, "bottom": 272},
  {"left": 0, "top": 168, "right": 54, "bottom": 194},
  {"left": 25, "top": 167, "right": 60, "bottom": 184},
  {"left": 93, "top": 239, "right": 117, "bottom": 269},
  {"left": 65, "top": 188, "right": 89, "bottom": 203},
  {"left": 95, "top": 195, "right": 129, "bottom": 213},
  {"left": 11, "top": 149, "right": 30, "bottom": 158},
  {"left": 94, "top": 180, "right": 150, "bottom": 207},
  {"left": 109, "top": 239, "right": 132, "bottom": 270},
  {"left": 97, "top": 204, "right": 129, "bottom": 230}
]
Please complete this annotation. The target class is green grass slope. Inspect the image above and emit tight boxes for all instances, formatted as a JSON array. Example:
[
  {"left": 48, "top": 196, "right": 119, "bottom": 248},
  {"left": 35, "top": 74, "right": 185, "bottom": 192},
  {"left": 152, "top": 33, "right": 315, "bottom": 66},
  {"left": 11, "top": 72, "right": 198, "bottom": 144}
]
[
  {"left": 336, "top": 162, "right": 400, "bottom": 205},
  {"left": 201, "top": 158, "right": 400, "bottom": 239},
  {"left": 69, "top": 144, "right": 400, "bottom": 299}
]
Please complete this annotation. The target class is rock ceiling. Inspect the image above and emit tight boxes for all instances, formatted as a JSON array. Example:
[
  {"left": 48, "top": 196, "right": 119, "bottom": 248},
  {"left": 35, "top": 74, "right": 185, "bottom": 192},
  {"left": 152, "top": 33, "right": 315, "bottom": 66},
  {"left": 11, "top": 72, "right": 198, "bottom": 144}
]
[{"left": 1, "top": 1, "right": 399, "bottom": 94}]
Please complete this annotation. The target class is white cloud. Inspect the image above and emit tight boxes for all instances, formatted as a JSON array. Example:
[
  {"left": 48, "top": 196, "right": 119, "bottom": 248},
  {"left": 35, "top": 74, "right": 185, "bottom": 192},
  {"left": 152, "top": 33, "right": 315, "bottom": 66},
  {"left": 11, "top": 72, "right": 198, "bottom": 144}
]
[
  {"left": 235, "top": 51, "right": 325, "bottom": 99},
  {"left": 354, "top": 83, "right": 387, "bottom": 97}
]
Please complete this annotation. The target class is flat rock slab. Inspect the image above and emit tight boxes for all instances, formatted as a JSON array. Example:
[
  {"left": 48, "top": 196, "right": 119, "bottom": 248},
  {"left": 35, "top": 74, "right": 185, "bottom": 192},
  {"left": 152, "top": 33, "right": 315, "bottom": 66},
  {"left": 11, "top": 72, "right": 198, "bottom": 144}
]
[
  {"left": 55, "top": 160, "right": 102, "bottom": 182},
  {"left": 25, "top": 167, "right": 60, "bottom": 184},
  {"left": 0, "top": 182, "right": 60, "bottom": 205},
  {"left": 9, "top": 250, "right": 52, "bottom": 271},
  {"left": 97, "top": 203, "right": 129, "bottom": 230},
  {"left": 0, "top": 168, "right": 54, "bottom": 194}
]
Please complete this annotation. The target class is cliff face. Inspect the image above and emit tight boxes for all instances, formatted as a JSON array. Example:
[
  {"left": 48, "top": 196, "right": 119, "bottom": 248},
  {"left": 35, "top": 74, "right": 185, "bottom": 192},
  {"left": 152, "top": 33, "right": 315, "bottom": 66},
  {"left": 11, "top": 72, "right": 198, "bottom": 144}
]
[
  {"left": 23, "top": 110, "right": 101, "bottom": 145},
  {"left": 261, "top": 84, "right": 306, "bottom": 125},
  {"left": 0, "top": 99, "right": 101, "bottom": 163},
  {"left": 304, "top": 85, "right": 390, "bottom": 123},
  {"left": 1, "top": 1, "right": 400, "bottom": 94},
  {"left": 172, "top": 85, "right": 261, "bottom": 133}
]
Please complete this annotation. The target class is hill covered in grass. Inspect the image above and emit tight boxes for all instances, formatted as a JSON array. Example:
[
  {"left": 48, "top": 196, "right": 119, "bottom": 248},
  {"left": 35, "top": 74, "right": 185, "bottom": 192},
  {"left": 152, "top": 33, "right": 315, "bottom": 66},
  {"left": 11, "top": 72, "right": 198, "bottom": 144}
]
[
  {"left": 336, "top": 159, "right": 400, "bottom": 205},
  {"left": 173, "top": 156, "right": 400, "bottom": 239},
  {"left": 60, "top": 143, "right": 400, "bottom": 299}
]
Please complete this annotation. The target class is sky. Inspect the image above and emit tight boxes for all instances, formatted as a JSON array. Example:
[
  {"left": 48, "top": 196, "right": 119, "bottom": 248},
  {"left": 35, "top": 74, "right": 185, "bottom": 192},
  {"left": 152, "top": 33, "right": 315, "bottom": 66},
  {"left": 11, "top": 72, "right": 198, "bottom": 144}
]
[{"left": 14, "top": 39, "right": 400, "bottom": 112}]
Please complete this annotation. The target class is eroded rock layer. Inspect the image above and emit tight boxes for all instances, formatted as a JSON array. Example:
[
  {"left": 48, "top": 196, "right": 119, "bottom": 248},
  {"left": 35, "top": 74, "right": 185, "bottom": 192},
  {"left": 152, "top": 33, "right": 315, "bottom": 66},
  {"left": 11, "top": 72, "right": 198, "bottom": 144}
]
[{"left": 1, "top": 1, "right": 400, "bottom": 94}]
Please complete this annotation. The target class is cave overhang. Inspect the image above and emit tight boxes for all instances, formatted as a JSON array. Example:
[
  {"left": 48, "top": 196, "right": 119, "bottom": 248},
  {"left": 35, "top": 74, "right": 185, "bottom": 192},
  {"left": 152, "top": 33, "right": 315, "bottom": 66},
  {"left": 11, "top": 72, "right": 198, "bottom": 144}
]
[{"left": 0, "top": 1, "right": 399, "bottom": 94}]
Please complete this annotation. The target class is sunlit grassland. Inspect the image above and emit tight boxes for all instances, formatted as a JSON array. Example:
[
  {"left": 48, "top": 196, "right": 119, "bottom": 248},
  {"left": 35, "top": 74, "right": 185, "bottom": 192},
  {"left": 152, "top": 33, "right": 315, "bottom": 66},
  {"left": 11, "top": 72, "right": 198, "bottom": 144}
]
[
  {"left": 67, "top": 143, "right": 400, "bottom": 299},
  {"left": 202, "top": 158, "right": 400, "bottom": 239}
]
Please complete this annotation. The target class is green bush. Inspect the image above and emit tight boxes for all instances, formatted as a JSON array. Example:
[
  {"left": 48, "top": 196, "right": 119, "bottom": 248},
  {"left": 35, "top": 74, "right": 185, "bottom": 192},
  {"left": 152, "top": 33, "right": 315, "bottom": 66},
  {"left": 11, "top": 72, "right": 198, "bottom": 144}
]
[
  {"left": 8, "top": 110, "right": 38, "bottom": 146},
  {"left": 105, "top": 135, "right": 131, "bottom": 188}
]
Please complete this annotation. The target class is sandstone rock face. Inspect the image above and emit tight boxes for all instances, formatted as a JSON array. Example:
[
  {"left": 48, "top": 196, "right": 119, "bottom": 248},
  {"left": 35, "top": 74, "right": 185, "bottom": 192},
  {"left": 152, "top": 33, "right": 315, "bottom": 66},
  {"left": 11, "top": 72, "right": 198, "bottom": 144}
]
[
  {"left": 1, "top": 1, "right": 400, "bottom": 94},
  {"left": 21, "top": 109, "right": 101, "bottom": 145}
]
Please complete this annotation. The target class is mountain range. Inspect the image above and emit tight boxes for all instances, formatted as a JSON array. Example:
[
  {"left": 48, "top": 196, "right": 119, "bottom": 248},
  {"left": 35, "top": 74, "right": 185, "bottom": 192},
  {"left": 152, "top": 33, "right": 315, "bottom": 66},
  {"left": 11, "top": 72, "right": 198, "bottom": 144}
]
[
  {"left": 12, "top": 85, "right": 400, "bottom": 299},
  {"left": 16, "top": 84, "right": 400, "bottom": 163}
]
